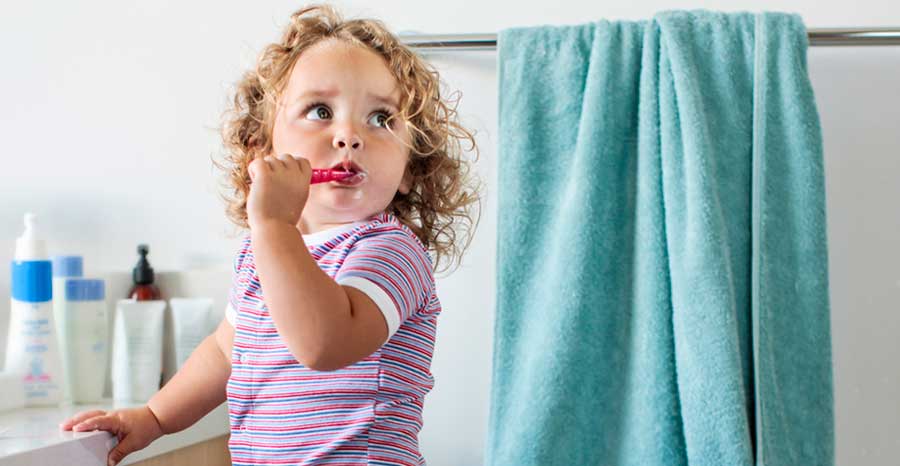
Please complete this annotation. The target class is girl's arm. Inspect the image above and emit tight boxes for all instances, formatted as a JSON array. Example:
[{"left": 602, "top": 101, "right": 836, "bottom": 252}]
[
  {"left": 251, "top": 221, "right": 389, "bottom": 371},
  {"left": 61, "top": 318, "right": 234, "bottom": 466},
  {"left": 146, "top": 317, "right": 234, "bottom": 433},
  {"left": 246, "top": 154, "right": 389, "bottom": 371}
]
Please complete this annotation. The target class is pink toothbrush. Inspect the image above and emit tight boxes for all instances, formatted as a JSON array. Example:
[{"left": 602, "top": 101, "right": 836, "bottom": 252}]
[{"left": 310, "top": 169, "right": 355, "bottom": 184}]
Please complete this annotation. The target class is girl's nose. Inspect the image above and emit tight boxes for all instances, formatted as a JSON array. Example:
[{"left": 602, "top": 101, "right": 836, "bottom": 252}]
[{"left": 333, "top": 133, "right": 363, "bottom": 151}]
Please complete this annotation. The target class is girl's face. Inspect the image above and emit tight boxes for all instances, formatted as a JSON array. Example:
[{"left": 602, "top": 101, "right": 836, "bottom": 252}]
[{"left": 272, "top": 39, "right": 412, "bottom": 234}]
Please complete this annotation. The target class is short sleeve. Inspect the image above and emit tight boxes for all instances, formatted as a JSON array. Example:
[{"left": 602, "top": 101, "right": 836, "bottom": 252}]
[
  {"left": 335, "top": 227, "right": 434, "bottom": 339},
  {"left": 225, "top": 304, "right": 236, "bottom": 326},
  {"left": 225, "top": 235, "right": 252, "bottom": 326}
]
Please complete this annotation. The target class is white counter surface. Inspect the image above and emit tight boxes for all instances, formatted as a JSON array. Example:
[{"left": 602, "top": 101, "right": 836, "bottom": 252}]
[{"left": 0, "top": 400, "right": 229, "bottom": 466}]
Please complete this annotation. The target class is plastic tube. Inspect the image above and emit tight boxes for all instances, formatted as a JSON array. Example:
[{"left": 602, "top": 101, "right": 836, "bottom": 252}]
[
  {"left": 169, "top": 298, "right": 216, "bottom": 370},
  {"left": 112, "top": 300, "right": 165, "bottom": 403}
]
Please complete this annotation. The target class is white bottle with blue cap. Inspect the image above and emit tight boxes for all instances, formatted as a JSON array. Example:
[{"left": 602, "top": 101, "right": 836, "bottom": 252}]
[
  {"left": 5, "top": 213, "right": 63, "bottom": 406},
  {"left": 52, "top": 256, "right": 83, "bottom": 342},
  {"left": 51, "top": 255, "right": 83, "bottom": 402},
  {"left": 62, "top": 278, "right": 107, "bottom": 403}
]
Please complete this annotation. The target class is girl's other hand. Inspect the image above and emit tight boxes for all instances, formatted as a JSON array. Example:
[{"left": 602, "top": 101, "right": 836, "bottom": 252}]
[
  {"left": 59, "top": 406, "right": 165, "bottom": 466},
  {"left": 247, "top": 153, "right": 312, "bottom": 229}
]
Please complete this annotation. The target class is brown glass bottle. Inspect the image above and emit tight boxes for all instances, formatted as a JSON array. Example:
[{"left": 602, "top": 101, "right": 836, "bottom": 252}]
[{"left": 128, "top": 244, "right": 161, "bottom": 300}]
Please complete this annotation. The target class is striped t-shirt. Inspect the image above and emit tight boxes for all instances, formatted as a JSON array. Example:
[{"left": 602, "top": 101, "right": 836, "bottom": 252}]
[{"left": 225, "top": 212, "right": 440, "bottom": 465}]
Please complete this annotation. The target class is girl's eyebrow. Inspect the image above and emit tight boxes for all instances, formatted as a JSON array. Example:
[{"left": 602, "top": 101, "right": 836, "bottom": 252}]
[
  {"left": 368, "top": 93, "right": 399, "bottom": 109},
  {"left": 293, "top": 88, "right": 338, "bottom": 103},
  {"left": 292, "top": 88, "right": 398, "bottom": 109}
]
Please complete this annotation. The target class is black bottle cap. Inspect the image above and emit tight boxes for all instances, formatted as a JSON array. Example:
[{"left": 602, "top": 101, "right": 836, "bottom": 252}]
[{"left": 133, "top": 244, "right": 155, "bottom": 285}]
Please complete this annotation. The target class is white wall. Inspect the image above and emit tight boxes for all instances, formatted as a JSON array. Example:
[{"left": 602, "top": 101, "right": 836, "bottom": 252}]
[{"left": 1, "top": 1, "right": 897, "bottom": 465}]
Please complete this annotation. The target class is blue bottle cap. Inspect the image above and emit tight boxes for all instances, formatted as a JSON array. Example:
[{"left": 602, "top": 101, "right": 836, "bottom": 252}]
[
  {"left": 65, "top": 279, "right": 106, "bottom": 302},
  {"left": 11, "top": 260, "right": 53, "bottom": 303},
  {"left": 51, "top": 256, "right": 84, "bottom": 278}
]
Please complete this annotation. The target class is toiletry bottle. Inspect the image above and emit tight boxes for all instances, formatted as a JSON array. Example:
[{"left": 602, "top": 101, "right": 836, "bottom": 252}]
[
  {"left": 5, "top": 213, "right": 64, "bottom": 406},
  {"left": 50, "top": 255, "right": 83, "bottom": 402},
  {"left": 128, "top": 244, "right": 161, "bottom": 300},
  {"left": 63, "top": 278, "right": 108, "bottom": 403},
  {"left": 112, "top": 300, "right": 166, "bottom": 403}
]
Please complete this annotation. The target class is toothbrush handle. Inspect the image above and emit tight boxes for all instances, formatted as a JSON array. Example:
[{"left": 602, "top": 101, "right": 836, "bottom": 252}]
[
  {"left": 310, "top": 169, "right": 328, "bottom": 184},
  {"left": 310, "top": 169, "right": 350, "bottom": 184}
]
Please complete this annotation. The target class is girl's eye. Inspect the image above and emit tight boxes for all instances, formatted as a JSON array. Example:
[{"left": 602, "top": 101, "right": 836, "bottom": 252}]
[
  {"left": 303, "top": 103, "right": 393, "bottom": 128},
  {"left": 369, "top": 110, "right": 392, "bottom": 129},
  {"left": 305, "top": 104, "right": 331, "bottom": 120}
]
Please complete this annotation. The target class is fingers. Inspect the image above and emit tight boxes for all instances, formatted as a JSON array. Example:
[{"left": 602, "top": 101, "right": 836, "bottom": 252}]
[
  {"left": 248, "top": 155, "right": 286, "bottom": 182},
  {"left": 265, "top": 154, "right": 287, "bottom": 170},
  {"left": 107, "top": 433, "right": 139, "bottom": 466},
  {"left": 275, "top": 153, "right": 310, "bottom": 173},
  {"left": 60, "top": 410, "right": 107, "bottom": 431},
  {"left": 248, "top": 158, "right": 267, "bottom": 182},
  {"left": 251, "top": 154, "right": 309, "bottom": 181},
  {"left": 75, "top": 413, "right": 123, "bottom": 434},
  {"left": 275, "top": 153, "right": 294, "bottom": 166},
  {"left": 277, "top": 154, "right": 311, "bottom": 182},
  {"left": 295, "top": 155, "right": 311, "bottom": 175},
  {"left": 72, "top": 413, "right": 122, "bottom": 434}
]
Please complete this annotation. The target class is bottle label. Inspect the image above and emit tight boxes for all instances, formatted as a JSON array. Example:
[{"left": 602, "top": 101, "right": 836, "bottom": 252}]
[{"left": 6, "top": 300, "right": 61, "bottom": 403}]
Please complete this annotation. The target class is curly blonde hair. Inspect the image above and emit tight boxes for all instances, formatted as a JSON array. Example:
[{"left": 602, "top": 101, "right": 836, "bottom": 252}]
[{"left": 218, "top": 4, "right": 481, "bottom": 274}]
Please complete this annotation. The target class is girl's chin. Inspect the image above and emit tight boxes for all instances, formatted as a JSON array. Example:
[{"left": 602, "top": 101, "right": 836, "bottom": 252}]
[
  {"left": 309, "top": 190, "right": 391, "bottom": 215},
  {"left": 307, "top": 199, "right": 379, "bottom": 220},
  {"left": 321, "top": 188, "right": 383, "bottom": 207}
]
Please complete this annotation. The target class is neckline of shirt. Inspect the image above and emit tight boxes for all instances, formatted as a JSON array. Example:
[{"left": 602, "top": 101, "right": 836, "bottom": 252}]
[{"left": 302, "top": 218, "right": 376, "bottom": 245}]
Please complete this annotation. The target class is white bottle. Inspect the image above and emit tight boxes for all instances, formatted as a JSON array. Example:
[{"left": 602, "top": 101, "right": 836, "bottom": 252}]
[
  {"left": 169, "top": 298, "right": 216, "bottom": 370},
  {"left": 62, "top": 278, "right": 108, "bottom": 403},
  {"left": 5, "top": 213, "right": 63, "bottom": 406},
  {"left": 51, "top": 255, "right": 83, "bottom": 402},
  {"left": 113, "top": 299, "right": 165, "bottom": 403}
]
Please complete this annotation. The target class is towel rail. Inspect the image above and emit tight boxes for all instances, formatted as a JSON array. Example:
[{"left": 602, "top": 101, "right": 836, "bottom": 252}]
[{"left": 400, "top": 28, "right": 900, "bottom": 51}]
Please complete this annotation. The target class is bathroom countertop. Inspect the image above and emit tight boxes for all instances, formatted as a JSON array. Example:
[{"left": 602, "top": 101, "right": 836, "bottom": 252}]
[{"left": 0, "top": 400, "right": 229, "bottom": 466}]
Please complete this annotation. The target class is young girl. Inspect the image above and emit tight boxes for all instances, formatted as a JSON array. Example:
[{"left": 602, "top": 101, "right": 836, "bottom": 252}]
[{"left": 60, "top": 4, "right": 480, "bottom": 465}]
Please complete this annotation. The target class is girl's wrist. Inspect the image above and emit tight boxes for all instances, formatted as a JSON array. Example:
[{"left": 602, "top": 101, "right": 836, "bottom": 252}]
[
  {"left": 143, "top": 403, "right": 167, "bottom": 437},
  {"left": 249, "top": 218, "right": 297, "bottom": 234}
]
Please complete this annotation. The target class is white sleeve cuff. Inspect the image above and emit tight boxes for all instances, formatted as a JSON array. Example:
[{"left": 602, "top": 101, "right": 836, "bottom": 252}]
[
  {"left": 225, "top": 303, "right": 236, "bottom": 326},
  {"left": 337, "top": 276, "right": 401, "bottom": 340}
]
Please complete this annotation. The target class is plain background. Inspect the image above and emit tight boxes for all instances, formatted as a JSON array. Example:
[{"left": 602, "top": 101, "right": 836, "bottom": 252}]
[{"left": 1, "top": 1, "right": 898, "bottom": 465}]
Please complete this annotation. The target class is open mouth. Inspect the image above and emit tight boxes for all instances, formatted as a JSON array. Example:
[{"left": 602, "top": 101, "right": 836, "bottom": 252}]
[{"left": 329, "top": 161, "right": 367, "bottom": 186}]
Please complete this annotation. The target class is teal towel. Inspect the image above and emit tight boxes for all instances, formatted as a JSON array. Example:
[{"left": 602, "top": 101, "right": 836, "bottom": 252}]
[{"left": 488, "top": 10, "right": 833, "bottom": 466}]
